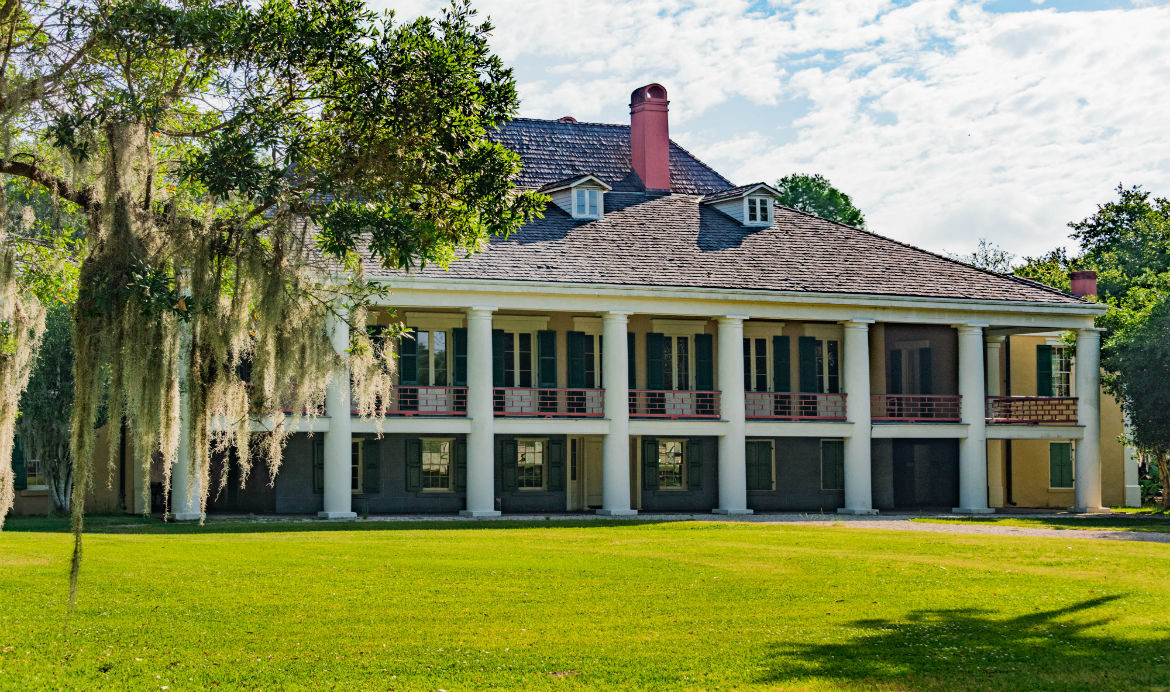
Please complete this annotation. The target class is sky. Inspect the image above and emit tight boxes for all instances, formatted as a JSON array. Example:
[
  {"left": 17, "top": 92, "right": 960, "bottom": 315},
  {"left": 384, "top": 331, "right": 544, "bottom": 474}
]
[{"left": 377, "top": 0, "right": 1170, "bottom": 260}]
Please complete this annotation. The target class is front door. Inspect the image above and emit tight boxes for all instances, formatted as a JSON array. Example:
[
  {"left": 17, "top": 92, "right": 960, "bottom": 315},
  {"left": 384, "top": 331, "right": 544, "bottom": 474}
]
[{"left": 585, "top": 437, "right": 604, "bottom": 508}]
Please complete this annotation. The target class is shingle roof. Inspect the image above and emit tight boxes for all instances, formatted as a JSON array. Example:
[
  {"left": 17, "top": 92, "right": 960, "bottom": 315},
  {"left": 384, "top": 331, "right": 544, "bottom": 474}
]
[
  {"left": 701, "top": 182, "right": 779, "bottom": 204},
  {"left": 490, "top": 118, "right": 732, "bottom": 194},
  {"left": 364, "top": 192, "right": 1084, "bottom": 305}
]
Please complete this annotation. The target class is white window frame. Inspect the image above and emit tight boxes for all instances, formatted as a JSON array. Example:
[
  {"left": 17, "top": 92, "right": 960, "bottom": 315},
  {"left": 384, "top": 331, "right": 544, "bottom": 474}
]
[
  {"left": 516, "top": 438, "right": 548, "bottom": 491},
  {"left": 571, "top": 318, "right": 604, "bottom": 389},
  {"left": 420, "top": 437, "right": 455, "bottom": 493},
  {"left": 351, "top": 440, "right": 363, "bottom": 495},
  {"left": 657, "top": 438, "right": 687, "bottom": 491},
  {"left": 410, "top": 327, "right": 451, "bottom": 387},
  {"left": 573, "top": 188, "right": 603, "bottom": 219},
  {"left": 1052, "top": 345, "right": 1073, "bottom": 398},
  {"left": 743, "top": 336, "right": 770, "bottom": 393},
  {"left": 815, "top": 338, "right": 841, "bottom": 394},
  {"left": 500, "top": 330, "right": 537, "bottom": 388},
  {"left": 663, "top": 334, "right": 694, "bottom": 391},
  {"left": 744, "top": 196, "right": 773, "bottom": 226},
  {"left": 25, "top": 457, "right": 47, "bottom": 490}
]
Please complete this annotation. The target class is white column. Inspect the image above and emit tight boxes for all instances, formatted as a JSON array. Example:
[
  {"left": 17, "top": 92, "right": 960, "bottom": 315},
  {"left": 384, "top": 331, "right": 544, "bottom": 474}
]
[
  {"left": 598, "top": 311, "right": 636, "bottom": 516},
  {"left": 839, "top": 319, "right": 875, "bottom": 515},
  {"left": 171, "top": 327, "right": 203, "bottom": 521},
  {"left": 955, "top": 323, "right": 992, "bottom": 513},
  {"left": 715, "top": 315, "right": 751, "bottom": 514},
  {"left": 319, "top": 309, "right": 355, "bottom": 519},
  {"left": 461, "top": 307, "right": 500, "bottom": 517},
  {"left": 1074, "top": 328, "right": 1105, "bottom": 512},
  {"left": 985, "top": 335, "right": 1006, "bottom": 508}
]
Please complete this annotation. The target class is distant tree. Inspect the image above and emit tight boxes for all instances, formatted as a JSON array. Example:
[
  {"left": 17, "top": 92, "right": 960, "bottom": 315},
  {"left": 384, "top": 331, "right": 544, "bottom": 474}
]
[
  {"left": 1013, "top": 248, "right": 1075, "bottom": 291},
  {"left": 18, "top": 303, "right": 75, "bottom": 513},
  {"left": 947, "top": 238, "right": 1015, "bottom": 273},
  {"left": 774, "top": 173, "right": 866, "bottom": 228}
]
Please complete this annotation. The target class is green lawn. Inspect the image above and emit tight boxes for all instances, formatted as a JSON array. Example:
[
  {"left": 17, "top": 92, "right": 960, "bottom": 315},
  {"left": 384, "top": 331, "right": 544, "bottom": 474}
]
[
  {"left": 913, "top": 515, "right": 1170, "bottom": 533},
  {"left": 2, "top": 518, "right": 1169, "bottom": 690}
]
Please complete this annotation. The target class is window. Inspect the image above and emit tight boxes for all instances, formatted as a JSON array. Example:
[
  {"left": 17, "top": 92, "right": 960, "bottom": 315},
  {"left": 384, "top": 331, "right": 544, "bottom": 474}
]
[
  {"left": 820, "top": 439, "right": 845, "bottom": 491},
  {"left": 583, "top": 333, "right": 602, "bottom": 388},
  {"left": 815, "top": 339, "right": 840, "bottom": 394},
  {"left": 25, "top": 457, "right": 46, "bottom": 489},
  {"left": 1052, "top": 346, "right": 1072, "bottom": 397},
  {"left": 746, "top": 440, "right": 774, "bottom": 491},
  {"left": 746, "top": 197, "right": 772, "bottom": 224},
  {"left": 351, "top": 440, "right": 363, "bottom": 494},
  {"left": 407, "top": 328, "right": 449, "bottom": 386},
  {"left": 501, "top": 331, "right": 535, "bottom": 387},
  {"left": 662, "top": 335, "right": 692, "bottom": 390},
  {"left": 1050, "top": 442, "right": 1075, "bottom": 489},
  {"left": 421, "top": 438, "right": 454, "bottom": 491},
  {"left": 516, "top": 438, "right": 546, "bottom": 490},
  {"left": 657, "top": 438, "right": 686, "bottom": 490},
  {"left": 573, "top": 188, "right": 602, "bottom": 218},
  {"left": 743, "top": 337, "right": 769, "bottom": 392}
]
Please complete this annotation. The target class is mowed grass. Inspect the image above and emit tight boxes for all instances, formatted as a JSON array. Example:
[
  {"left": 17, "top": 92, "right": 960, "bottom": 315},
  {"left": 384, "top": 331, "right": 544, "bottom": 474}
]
[
  {"left": 2, "top": 518, "right": 1170, "bottom": 691},
  {"left": 913, "top": 515, "right": 1170, "bottom": 533}
]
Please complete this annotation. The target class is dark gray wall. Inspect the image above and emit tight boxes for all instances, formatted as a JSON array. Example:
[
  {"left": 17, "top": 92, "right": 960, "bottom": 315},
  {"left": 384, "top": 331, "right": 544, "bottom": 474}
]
[
  {"left": 639, "top": 436, "right": 719, "bottom": 512},
  {"left": 494, "top": 435, "right": 568, "bottom": 513},
  {"left": 207, "top": 449, "right": 277, "bottom": 514},
  {"left": 274, "top": 435, "right": 322, "bottom": 514},
  {"left": 891, "top": 439, "right": 959, "bottom": 509},
  {"left": 747, "top": 437, "right": 844, "bottom": 512}
]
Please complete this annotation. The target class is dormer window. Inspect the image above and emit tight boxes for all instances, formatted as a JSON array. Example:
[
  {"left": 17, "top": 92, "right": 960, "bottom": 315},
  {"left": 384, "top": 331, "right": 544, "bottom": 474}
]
[
  {"left": 574, "top": 188, "right": 602, "bottom": 219},
  {"left": 746, "top": 197, "right": 771, "bottom": 225}
]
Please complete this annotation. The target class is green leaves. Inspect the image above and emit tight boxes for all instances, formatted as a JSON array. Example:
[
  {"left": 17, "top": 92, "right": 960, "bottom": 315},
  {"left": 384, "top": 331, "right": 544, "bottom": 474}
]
[{"left": 774, "top": 173, "right": 866, "bottom": 229}]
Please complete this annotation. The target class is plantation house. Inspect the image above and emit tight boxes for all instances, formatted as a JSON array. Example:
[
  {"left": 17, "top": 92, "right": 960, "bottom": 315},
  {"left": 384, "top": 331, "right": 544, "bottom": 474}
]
[{"left": 9, "top": 84, "right": 1141, "bottom": 517}]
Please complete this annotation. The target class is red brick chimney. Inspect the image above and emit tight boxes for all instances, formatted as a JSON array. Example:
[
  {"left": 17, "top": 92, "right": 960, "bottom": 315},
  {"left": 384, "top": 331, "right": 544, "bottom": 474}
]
[
  {"left": 630, "top": 83, "right": 670, "bottom": 192},
  {"left": 1070, "top": 270, "right": 1098, "bottom": 298}
]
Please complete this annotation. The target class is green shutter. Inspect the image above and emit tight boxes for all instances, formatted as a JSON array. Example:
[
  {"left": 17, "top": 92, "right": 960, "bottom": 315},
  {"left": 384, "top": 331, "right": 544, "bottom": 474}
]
[
  {"left": 686, "top": 439, "right": 703, "bottom": 491},
  {"left": 1037, "top": 345, "right": 1054, "bottom": 397},
  {"left": 746, "top": 440, "right": 772, "bottom": 491},
  {"left": 538, "top": 330, "right": 558, "bottom": 388},
  {"left": 362, "top": 438, "right": 380, "bottom": 494},
  {"left": 772, "top": 336, "right": 790, "bottom": 392},
  {"left": 399, "top": 329, "right": 418, "bottom": 385},
  {"left": 1050, "top": 443, "right": 1073, "bottom": 488},
  {"left": 798, "top": 336, "right": 818, "bottom": 393},
  {"left": 500, "top": 439, "right": 518, "bottom": 492},
  {"left": 567, "top": 331, "right": 587, "bottom": 388},
  {"left": 547, "top": 439, "right": 566, "bottom": 492},
  {"left": 646, "top": 333, "right": 665, "bottom": 390},
  {"left": 12, "top": 437, "right": 27, "bottom": 491},
  {"left": 454, "top": 439, "right": 467, "bottom": 491},
  {"left": 312, "top": 437, "right": 325, "bottom": 493},
  {"left": 821, "top": 440, "right": 844, "bottom": 491},
  {"left": 627, "top": 332, "right": 637, "bottom": 390},
  {"left": 452, "top": 327, "right": 468, "bottom": 387},
  {"left": 405, "top": 438, "right": 422, "bottom": 492},
  {"left": 642, "top": 437, "right": 658, "bottom": 491},
  {"left": 492, "top": 330, "right": 506, "bottom": 387},
  {"left": 888, "top": 349, "right": 903, "bottom": 395},
  {"left": 918, "top": 347, "right": 933, "bottom": 395},
  {"left": 695, "top": 334, "right": 714, "bottom": 391}
]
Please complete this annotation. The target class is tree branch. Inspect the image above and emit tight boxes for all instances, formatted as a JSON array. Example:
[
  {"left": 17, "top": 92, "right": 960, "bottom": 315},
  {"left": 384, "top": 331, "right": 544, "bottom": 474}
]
[{"left": 0, "top": 159, "right": 95, "bottom": 210}]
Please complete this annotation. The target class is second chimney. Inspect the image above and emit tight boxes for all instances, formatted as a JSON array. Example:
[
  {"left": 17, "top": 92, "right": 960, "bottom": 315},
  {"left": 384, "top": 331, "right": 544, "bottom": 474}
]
[
  {"left": 1070, "top": 270, "right": 1098, "bottom": 298},
  {"left": 630, "top": 83, "right": 670, "bottom": 192}
]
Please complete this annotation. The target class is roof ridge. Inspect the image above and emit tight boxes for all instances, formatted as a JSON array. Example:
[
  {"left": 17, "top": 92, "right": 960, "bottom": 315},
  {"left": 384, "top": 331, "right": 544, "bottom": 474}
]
[
  {"left": 772, "top": 203, "right": 1087, "bottom": 303},
  {"left": 669, "top": 137, "right": 734, "bottom": 190}
]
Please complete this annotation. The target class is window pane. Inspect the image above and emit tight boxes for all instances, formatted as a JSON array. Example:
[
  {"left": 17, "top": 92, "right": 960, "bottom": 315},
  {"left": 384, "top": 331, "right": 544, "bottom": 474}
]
[
  {"left": 518, "top": 333, "right": 533, "bottom": 388},
  {"left": 759, "top": 200, "right": 769, "bottom": 222},
  {"left": 663, "top": 336, "right": 673, "bottom": 389},
  {"left": 676, "top": 337, "right": 689, "bottom": 390},
  {"left": 351, "top": 441, "right": 362, "bottom": 493},
  {"left": 1053, "top": 348, "right": 1072, "bottom": 397},
  {"left": 588, "top": 190, "right": 599, "bottom": 216},
  {"left": 503, "top": 332, "right": 515, "bottom": 387},
  {"left": 815, "top": 340, "right": 825, "bottom": 393},
  {"left": 743, "top": 338, "right": 752, "bottom": 392},
  {"left": 422, "top": 439, "right": 452, "bottom": 490},
  {"left": 417, "top": 331, "right": 430, "bottom": 386},
  {"left": 574, "top": 189, "right": 585, "bottom": 216},
  {"left": 826, "top": 341, "right": 840, "bottom": 394},
  {"left": 517, "top": 439, "right": 545, "bottom": 489},
  {"left": 755, "top": 338, "right": 768, "bottom": 392},
  {"left": 585, "top": 336, "right": 596, "bottom": 389},
  {"left": 747, "top": 198, "right": 758, "bottom": 222},
  {"left": 432, "top": 331, "right": 448, "bottom": 386},
  {"left": 658, "top": 439, "right": 685, "bottom": 489}
]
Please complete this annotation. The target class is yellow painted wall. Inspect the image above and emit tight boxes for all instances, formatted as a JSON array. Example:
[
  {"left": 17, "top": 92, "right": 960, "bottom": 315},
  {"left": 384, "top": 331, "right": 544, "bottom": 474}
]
[{"left": 11, "top": 425, "right": 123, "bottom": 516}]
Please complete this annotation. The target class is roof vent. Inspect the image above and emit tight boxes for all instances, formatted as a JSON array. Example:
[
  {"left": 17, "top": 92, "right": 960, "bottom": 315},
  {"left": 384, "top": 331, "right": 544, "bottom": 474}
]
[{"left": 558, "top": 116, "right": 577, "bottom": 123}]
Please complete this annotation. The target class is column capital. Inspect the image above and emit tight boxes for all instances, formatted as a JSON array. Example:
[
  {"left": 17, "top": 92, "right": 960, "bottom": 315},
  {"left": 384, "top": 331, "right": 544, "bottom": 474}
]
[
  {"left": 984, "top": 335, "right": 1006, "bottom": 345},
  {"left": 841, "top": 318, "right": 874, "bottom": 329},
  {"left": 719, "top": 314, "right": 750, "bottom": 324},
  {"left": 1077, "top": 326, "right": 1106, "bottom": 336},
  {"left": 953, "top": 322, "right": 988, "bottom": 333},
  {"left": 466, "top": 306, "right": 497, "bottom": 318},
  {"left": 602, "top": 310, "right": 633, "bottom": 319}
]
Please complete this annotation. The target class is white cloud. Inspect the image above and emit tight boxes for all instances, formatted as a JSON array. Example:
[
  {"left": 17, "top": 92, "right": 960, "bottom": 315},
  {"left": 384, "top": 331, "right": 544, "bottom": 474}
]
[{"left": 374, "top": 0, "right": 1170, "bottom": 257}]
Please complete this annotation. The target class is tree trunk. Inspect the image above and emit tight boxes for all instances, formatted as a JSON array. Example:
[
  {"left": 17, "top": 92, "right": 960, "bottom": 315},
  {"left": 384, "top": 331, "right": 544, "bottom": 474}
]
[{"left": 1158, "top": 453, "right": 1170, "bottom": 510}]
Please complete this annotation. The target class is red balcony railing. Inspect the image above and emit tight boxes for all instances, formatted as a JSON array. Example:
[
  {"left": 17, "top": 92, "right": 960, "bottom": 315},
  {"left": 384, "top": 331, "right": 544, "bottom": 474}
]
[
  {"left": 871, "top": 394, "right": 962, "bottom": 422},
  {"left": 629, "top": 390, "right": 720, "bottom": 419},
  {"left": 493, "top": 387, "right": 604, "bottom": 417},
  {"left": 985, "top": 396, "right": 1077, "bottom": 425},
  {"left": 360, "top": 386, "right": 467, "bottom": 416},
  {"left": 745, "top": 392, "right": 847, "bottom": 421}
]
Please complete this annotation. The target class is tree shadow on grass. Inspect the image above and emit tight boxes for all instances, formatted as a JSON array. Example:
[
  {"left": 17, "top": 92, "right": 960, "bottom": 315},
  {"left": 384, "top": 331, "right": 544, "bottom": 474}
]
[
  {"left": 762, "top": 595, "right": 1170, "bottom": 691},
  {"left": 3, "top": 514, "right": 673, "bottom": 534}
]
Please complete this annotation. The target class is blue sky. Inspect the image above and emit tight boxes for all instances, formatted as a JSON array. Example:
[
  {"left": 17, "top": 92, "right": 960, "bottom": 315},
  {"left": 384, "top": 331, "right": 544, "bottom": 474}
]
[{"left": 383, "top": 0, "right": 1170, "bottom": 259}]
